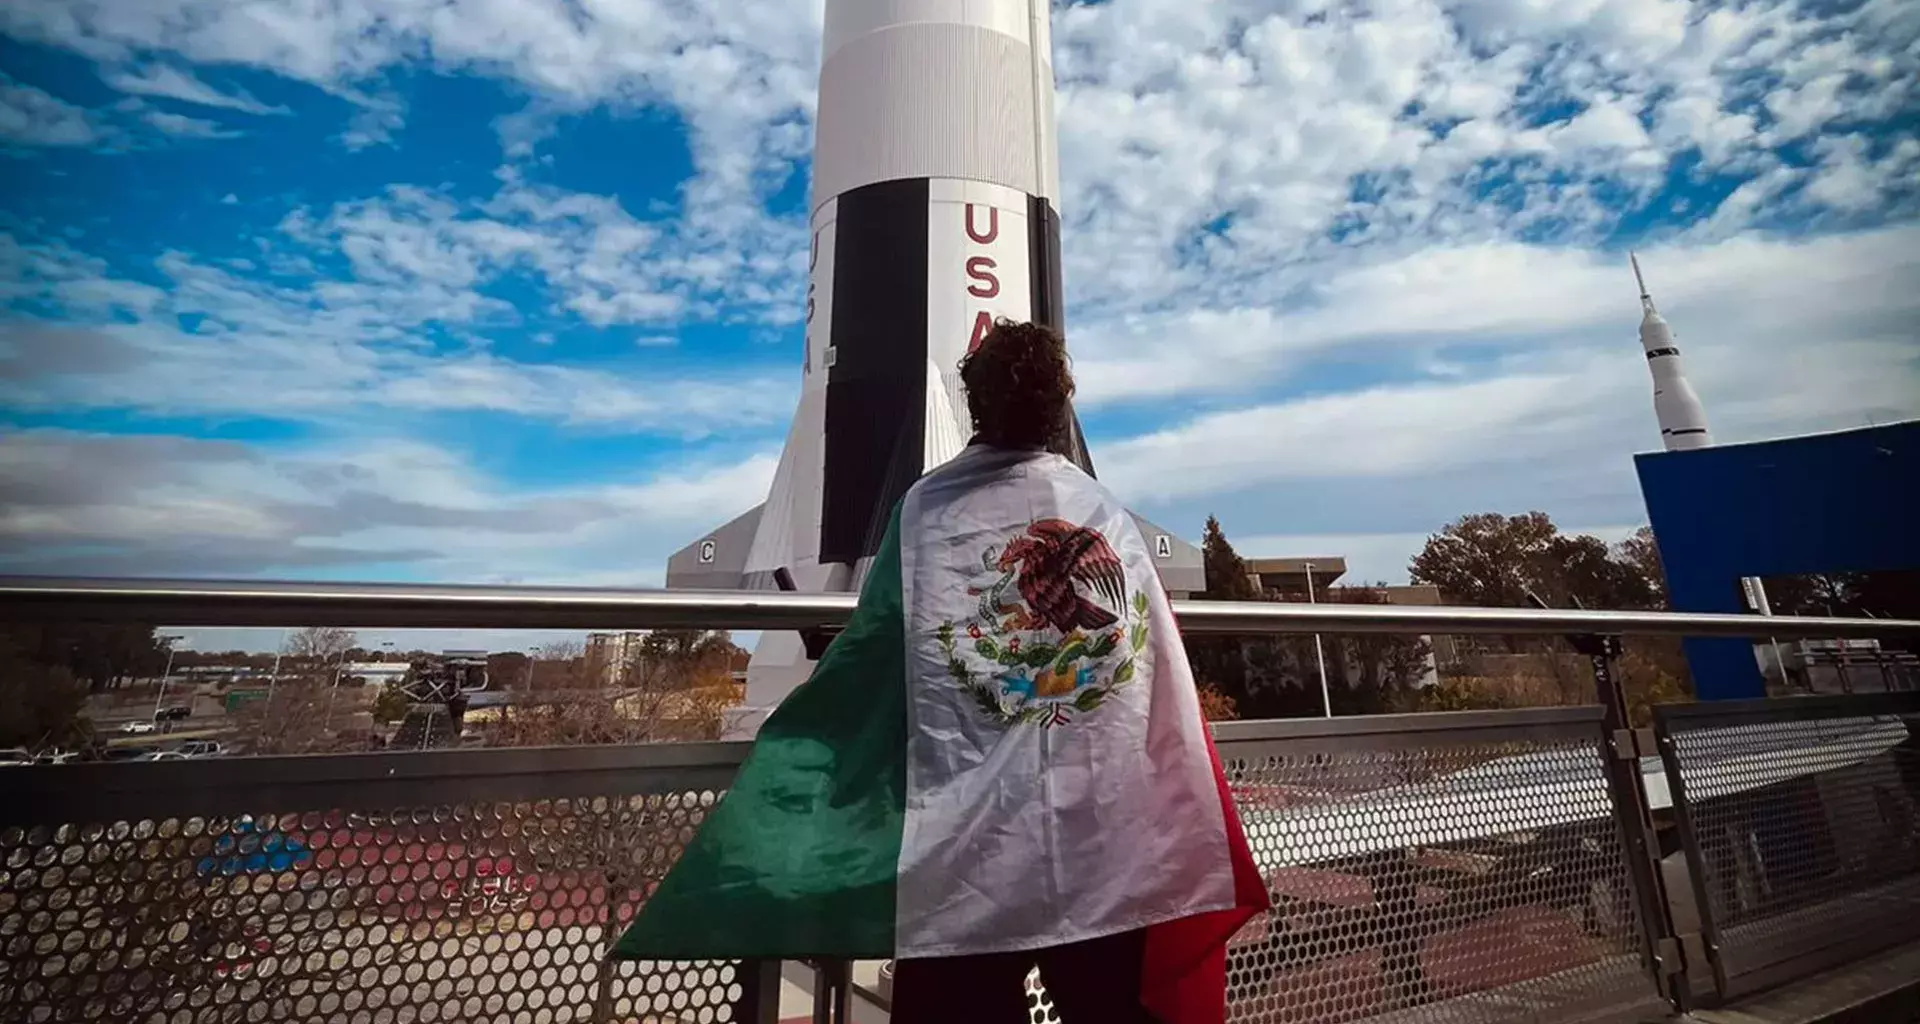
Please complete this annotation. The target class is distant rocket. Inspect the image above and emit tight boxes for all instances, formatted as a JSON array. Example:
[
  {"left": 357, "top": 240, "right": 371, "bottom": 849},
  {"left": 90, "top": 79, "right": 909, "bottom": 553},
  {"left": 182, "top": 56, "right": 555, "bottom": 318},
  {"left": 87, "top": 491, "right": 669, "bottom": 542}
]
[
  {"left": 665, "top": 0, "right": 1202, "bottom": 732},
  {"left": 1632, "top": 253, "right": 1713, "bottom": 451}
]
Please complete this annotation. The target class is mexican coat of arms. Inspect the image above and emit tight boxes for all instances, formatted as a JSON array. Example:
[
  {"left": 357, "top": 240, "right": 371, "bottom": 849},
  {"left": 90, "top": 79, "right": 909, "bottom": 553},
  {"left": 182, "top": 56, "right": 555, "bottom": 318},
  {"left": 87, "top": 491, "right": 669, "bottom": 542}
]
[{"left": 938, "top": 518, "right": 1151, "bottom": 728}]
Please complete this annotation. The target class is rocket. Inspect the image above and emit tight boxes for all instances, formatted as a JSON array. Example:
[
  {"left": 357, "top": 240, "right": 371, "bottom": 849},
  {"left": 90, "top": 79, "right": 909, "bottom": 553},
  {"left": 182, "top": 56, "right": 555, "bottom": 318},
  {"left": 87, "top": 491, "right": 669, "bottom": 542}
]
[
  {"left": 1632, "top": 253, "right": 1713, "bottom": 451},
  {"left": 666, "top": 0, "right": 1201, "bottom": 732}
]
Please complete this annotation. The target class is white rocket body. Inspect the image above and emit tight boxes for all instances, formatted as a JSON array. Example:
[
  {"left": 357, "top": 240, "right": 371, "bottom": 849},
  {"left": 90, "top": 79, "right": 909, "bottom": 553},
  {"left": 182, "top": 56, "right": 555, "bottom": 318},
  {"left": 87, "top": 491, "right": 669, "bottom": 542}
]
[
  {"left": 1633, "top": 255, "right": 1713, "bottom": 451},
  {"left": 662, "top": 0, "right": 1204, "bottom": 735}
]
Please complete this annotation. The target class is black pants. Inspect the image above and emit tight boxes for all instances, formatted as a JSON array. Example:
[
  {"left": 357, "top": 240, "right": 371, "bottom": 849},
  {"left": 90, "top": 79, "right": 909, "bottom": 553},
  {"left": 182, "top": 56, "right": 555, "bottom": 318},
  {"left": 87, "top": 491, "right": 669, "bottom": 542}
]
[{"left": 890, "top": 928, "right": 1159, "bottom": 1023}]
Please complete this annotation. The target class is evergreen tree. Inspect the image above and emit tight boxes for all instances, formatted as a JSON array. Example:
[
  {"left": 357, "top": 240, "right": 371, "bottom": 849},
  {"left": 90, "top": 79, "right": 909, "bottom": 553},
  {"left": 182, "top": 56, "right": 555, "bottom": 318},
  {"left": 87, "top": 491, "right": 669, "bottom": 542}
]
[
  {"left": 1198, "top": 515, "right": 1259, "bottom": 601},
  {"left": 1187, "top": 516, "right": 1257, "bottom": 713}
]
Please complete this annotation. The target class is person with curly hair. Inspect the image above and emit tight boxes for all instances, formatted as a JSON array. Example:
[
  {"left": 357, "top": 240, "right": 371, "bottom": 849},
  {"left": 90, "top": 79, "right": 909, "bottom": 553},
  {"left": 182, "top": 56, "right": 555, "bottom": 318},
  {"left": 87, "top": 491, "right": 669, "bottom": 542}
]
[
  {"left": 617, "top": 320, "right": 1266, "bottom": 1024},
  {"left": 957, "top": 317, "right": 1078, "bottom": 452}
]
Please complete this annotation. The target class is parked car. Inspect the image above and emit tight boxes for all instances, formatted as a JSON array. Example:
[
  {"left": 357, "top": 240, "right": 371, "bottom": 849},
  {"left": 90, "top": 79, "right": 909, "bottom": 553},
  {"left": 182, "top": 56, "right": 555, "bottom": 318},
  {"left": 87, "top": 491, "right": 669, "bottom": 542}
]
[
  {"left": 105, "top": 745, "right": 159, "bottom": 761},
  {"left": 138, "top": 750, "right": 190, "bottom": 762},
  {"left": 121, "top": 720, "right": 156, "bottom": 735},
  {"left": 177, "top": 740, "right": 226, "bottom": 758}
]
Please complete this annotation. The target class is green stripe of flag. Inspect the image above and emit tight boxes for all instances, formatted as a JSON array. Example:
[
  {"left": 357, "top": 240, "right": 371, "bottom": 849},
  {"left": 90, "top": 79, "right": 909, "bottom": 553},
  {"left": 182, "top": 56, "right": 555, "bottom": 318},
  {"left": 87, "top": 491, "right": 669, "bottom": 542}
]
[{"left": 614, "top": 509, "right": 908, "bottom": 960}]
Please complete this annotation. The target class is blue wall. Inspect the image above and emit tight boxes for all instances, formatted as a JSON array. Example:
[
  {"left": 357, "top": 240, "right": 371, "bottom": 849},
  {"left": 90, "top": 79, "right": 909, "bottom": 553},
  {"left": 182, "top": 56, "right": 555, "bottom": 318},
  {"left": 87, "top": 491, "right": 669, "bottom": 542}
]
[{"left": 1634, "top": 420, "right": 1920, "bottom": 700}]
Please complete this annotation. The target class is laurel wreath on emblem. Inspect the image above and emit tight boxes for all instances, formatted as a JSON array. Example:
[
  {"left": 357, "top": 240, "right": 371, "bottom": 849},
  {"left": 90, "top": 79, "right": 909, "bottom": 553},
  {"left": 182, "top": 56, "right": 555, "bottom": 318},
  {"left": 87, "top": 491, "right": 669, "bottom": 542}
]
[{"left": 936, "top": 519, "right": 1152, "bottom": 729}]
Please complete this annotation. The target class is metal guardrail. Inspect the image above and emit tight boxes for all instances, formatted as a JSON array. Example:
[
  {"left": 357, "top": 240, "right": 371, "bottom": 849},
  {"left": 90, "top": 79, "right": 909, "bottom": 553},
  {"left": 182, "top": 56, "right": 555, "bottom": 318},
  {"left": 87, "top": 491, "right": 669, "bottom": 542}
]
[
  {"left": 1207, "top": 706, "right": 1668, "bottom": 1024},
  {"left": 4, "top": 710, "right": 1675, "bottom": 1024},
  {"left": 3, "top": 575, "right": 1918, "bottom": 638},
  {"left": 8, "top": 577, "right": 1920, "bottom": 1022},
  {"left": 1654, "top": 692, "right": 1920, "bottom": 1005}
]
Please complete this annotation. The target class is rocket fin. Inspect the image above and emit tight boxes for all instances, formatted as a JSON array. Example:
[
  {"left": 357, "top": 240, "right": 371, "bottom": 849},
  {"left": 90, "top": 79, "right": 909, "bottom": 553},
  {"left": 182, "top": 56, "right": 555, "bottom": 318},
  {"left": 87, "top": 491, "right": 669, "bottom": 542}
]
[
  {"left": 924, "top": 356, "right": 969, "bottom": 469},
  {"left": 746, "top": 385, "right": 827, "bottom": 576},
  {"left": 664, "top": 504, "right": 766, "bottom": 591},
  {"left": 1126, "top": 509, "right": 1204, "bottom": 596}
]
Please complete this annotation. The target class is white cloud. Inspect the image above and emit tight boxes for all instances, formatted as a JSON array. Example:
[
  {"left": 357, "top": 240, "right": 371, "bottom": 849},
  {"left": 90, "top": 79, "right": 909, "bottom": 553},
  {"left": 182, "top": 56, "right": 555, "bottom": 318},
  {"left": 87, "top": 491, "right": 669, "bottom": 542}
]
[
  {"left": 142, "top": 109, "right": 242, "bottom": 138},
  {"left": 1804, "top": 135, "right": 1920, "bottom": 214},
  {"left": 338, "top": 92, "right": 404, "bottom": 150},
  {"left": 0, "top": 227, "right": 796, "bottom": 435},
  {"left": 0, "top": 428, "right": 778, "bottom": 584},
  {"left": 0, "top": 78, "right": 100, "bottom": 146},
  {"left": 1091, "top": 223, "right": 1920, "bottom": 543},
  {"left": 1101, "top": 373, "right": 1584, "bottom": 502},
  {"left": 2, "top": 0, "right": 1915, "bottom": 591},
  {"left": 0, "top": 0, "right": 820, "bottom": 272},
  {"left": 1046, "top": 0, "right": 1917, "bottom": 326},
  {"left": 1074, "top": 223, "right": 1920, "bottom": 408},
  {"left": 101, "top": 63, "right": 288, "bottom": 115}
]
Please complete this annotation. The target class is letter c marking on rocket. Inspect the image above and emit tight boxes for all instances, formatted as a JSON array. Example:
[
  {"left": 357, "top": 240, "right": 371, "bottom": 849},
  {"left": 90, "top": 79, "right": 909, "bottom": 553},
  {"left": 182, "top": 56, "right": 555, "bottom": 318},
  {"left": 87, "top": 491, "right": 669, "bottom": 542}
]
[{"left": 966, "top": 257, "right": 1000, "bottom": 298}]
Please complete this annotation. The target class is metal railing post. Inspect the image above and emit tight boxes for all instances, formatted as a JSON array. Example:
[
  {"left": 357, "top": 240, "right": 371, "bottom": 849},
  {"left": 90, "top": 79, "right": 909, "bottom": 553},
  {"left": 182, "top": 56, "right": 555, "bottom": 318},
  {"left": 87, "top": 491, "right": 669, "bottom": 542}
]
[
  {"left": 1581, "top": 632, "right": 1688, "bottom": 1006},
  {"left": 1653, "top": 722, "right": 1731, "bottom": 1005},
  {"left": 740, "top": 958, "right": 784, "bottom": 1024},
  {"left": 810, "top": 958, "right": 851, "bottom": 1024}
]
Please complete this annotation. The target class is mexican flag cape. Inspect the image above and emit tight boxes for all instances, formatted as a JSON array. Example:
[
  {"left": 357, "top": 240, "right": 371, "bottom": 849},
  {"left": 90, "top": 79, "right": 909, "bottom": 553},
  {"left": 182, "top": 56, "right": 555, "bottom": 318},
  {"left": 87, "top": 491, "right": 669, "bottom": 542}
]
[{"left": 615, "top": 444, "right": 1268, "bottom": 1022}]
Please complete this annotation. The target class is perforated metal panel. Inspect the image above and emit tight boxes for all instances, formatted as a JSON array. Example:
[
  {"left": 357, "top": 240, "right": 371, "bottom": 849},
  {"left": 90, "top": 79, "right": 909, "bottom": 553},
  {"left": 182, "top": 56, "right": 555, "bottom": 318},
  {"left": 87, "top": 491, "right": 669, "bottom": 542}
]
[
  {"left": 1658, "top": 695, "right": 1920, "bottom": 1001},
  {"left": 1209, "top": 711, "right": 1663, "bottom": 1024},
  {"left": 0, "top": 748, "right": 762, "bottom": 1024},
  {"left": 1024, "top": 966, "right": 1057, "bottom": 1024}
]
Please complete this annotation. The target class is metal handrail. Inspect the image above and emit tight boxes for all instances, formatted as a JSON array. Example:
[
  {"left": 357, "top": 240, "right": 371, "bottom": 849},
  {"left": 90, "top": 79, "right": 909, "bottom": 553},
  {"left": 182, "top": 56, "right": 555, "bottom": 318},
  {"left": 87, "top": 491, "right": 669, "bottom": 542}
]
[{"left": 3, "top": 575, "right": 1917, "bottom": 639}]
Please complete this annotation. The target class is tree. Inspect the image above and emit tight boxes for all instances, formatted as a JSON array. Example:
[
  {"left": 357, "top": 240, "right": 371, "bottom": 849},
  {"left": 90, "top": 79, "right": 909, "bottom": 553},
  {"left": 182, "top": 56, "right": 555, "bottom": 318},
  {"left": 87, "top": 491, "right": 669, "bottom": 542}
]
[
  {"left": 487, "top": 631, "right": 744, "bottom": 747},
  {"left": 285, "top": 626, "right": 358, "bottom": 665},
  {"left": 1197, "top": 685, "right": 1239, "bottom": 721},
  {"left": 233, "top": 680, "right": 340, "bottom": 754},
  {"left": 1199, "top": 516, "right": 1260, "bottom": 600},
  {"left": 1318, "top": 585, "right": 1435, "bottom": 713},
  {"left": 1412, "top": 512, "right": 1675, "bottom": 656},
  {"left": 1412, "top": 512, "right": 1669, "bottom": 613},
  {"left": 1546, "top": 533, "right": 1660, "bottom": 611},
  {"left": 1187, "top": 517, "right": 1258, "bottom": 713},
  {"left": 1615, "top": 526, "right": 1669, "bottom": 608},
  {"left": 1409, "top": 512, "right": 1562, "bottom": 609},
  {"left": 1409, "top": 513, "right": 1696, "bottom": 715},
  {"left": 1187, "top": 517, "right": 1433, "bottom": 720},
  {"left": 370, "top": 684, "right": 411, "bottom": 725},
  {"left": 0, "top": 633, "right": 93, "bottom": 750},
  {"left": 3, "top": 622, "right": 169, "bottom": 692}
]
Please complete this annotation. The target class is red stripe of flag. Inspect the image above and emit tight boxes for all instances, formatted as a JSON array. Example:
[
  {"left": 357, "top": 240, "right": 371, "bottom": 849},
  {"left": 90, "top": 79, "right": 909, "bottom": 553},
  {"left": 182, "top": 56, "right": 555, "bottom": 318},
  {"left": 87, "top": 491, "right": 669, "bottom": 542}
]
[{"left": 1139, "top": 722, "right": 1271, "bottom": 1023}]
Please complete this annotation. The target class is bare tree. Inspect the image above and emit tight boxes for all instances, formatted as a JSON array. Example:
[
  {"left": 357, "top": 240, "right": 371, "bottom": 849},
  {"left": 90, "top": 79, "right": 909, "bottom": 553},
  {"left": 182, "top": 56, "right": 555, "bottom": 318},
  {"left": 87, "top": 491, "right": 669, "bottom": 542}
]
[
  {"left": 235, "top": 680, "right": 342, "bottom": 754},
  {"left": 488, "top": 631, "right": 743, "bottom": 747},
  {"left": 285, "top": 626, "right": 358, "bottom": 665}
]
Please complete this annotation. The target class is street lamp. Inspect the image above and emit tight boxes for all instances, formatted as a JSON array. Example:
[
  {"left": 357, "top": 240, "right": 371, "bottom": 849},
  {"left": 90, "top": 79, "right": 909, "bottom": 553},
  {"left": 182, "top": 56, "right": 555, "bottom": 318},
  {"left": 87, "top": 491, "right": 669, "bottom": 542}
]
[
  {"left": 152, "top": 634, "right": 187, "bottom": 722},
  {"left": 321, "top": 646, "right": 352, "bottom": 741},
  {"left": 258, "top": 628, "right": 288, "bottom": 749},
  {"left": 1302, "top": 563, "right": 1332, "bottom": 718}
]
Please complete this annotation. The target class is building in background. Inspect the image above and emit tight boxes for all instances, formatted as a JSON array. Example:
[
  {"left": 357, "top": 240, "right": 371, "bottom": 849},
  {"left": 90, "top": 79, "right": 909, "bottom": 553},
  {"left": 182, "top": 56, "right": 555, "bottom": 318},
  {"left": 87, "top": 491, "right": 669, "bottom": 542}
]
[
  {"left": 586, "top": 632, "right": 645, "bottom": 687},
  {"left": 1779, "top": 639, "right": 1919, "bottom": 695},
  {"left": 1637, "top": 420, "right": 1920, "bottom": 699},
  {"left": 1243, "top": 555, "right": 1450, "bottom": 691}
]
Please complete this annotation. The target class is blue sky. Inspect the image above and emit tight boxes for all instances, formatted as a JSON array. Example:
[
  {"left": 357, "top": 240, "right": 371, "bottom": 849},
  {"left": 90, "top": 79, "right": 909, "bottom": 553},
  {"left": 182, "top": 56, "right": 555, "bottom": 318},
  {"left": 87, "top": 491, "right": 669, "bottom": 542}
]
[{"left": 2, "top": 0, "right": 1917, "bottom": 645}]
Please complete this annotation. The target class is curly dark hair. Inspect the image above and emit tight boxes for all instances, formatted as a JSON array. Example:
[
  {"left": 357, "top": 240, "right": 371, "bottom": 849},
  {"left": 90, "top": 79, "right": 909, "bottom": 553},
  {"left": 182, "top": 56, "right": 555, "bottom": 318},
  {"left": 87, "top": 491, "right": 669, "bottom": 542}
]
[{"left": 959, "top": 319, "right": 1075, "bottom": 450}]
